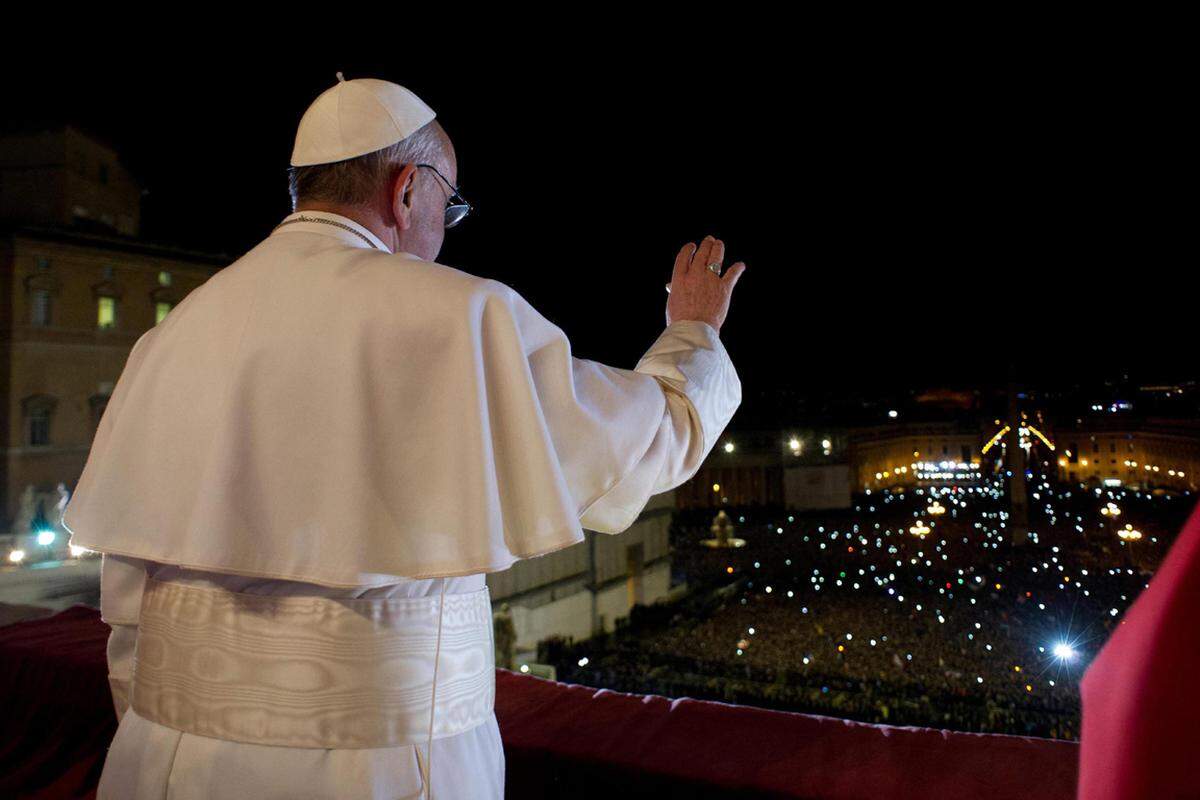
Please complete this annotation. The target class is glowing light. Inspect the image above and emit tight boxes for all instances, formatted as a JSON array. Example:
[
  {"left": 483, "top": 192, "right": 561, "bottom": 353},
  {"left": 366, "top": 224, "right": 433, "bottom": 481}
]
[
  {"left": 1026, "top": 425, "right": 1055, "bottom": 450},
  {"left": 724, "top": 441, "right": 735, "bottom": 453},
  {"left": 7, "top": 549, "right": 25, "bottom": 564},
  {"left": 36, "top": 529, "right": 56, "bottom": 546},
  {"left": 888, "top": 410, "right": 898, "bottom": 418},
  {"left": 909, "top": 522, "right": 931, "bottom": 537},
  {"left": 1052, "top": 643, "right": 1077, "bottom": 661},
  {"left": 982, "top": 426, "right": 1011, "bottom": 454},
  {"left": 1118, "top": 525, "right": 1143, "bottom": 541}
]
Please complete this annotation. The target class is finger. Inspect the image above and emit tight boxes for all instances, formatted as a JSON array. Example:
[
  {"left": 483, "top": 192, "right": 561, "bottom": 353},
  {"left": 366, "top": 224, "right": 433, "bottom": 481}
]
[
  {"left": 692, "top": 235, "right": 714, "bottom": 273},
  {"left": 674, "top": 243, "right": 695, "bottom": 278},
  {"left": 706, "top": 239, "right": 726, "bottom": 275},
  {"left": 722, "top": 262, "right": 746, "bottom": 288}
]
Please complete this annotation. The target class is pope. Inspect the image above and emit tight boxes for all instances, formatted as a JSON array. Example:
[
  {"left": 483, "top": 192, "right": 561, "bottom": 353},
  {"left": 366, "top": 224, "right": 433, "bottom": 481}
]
[{"left": 64, "top": 73, "right": 747, "bottom": 800}]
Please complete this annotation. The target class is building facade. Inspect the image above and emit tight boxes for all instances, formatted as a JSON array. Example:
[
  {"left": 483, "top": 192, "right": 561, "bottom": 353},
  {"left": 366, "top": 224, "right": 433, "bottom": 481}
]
[
  {"left": 487, "top": 491, "right": 680, "bottom": 665},
  {"left": 1054, "top": 417, "right": 1200, "bottom": 492},
  {"left": 1, "top": 126, "right": 226, "bottom": 553},
  {"left": 848, "top": 420, "right": 985, "bottom": 491}
]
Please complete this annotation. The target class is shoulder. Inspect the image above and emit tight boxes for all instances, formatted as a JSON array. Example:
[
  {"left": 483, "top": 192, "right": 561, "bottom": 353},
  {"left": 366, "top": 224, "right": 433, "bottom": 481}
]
[{"left": 354, "top": 250, "right": 508, "bottom": 302}]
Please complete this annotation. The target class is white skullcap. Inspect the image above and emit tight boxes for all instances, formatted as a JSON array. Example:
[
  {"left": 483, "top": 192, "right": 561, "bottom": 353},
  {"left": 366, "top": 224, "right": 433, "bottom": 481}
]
[{"left": 290, "top": 72, "right": 437, "bottom": 167}]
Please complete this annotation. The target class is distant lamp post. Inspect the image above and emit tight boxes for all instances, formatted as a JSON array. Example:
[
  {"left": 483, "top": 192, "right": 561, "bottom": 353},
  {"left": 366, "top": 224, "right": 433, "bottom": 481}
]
[{"left": 1118, "top": 525, "right": 1143, "bottom": 541}]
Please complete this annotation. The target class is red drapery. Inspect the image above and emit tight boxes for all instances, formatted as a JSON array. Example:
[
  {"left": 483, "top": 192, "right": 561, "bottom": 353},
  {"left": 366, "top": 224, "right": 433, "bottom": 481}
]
[{"left": 1078, "top": 498, "right": 1200, "bottom": 799}]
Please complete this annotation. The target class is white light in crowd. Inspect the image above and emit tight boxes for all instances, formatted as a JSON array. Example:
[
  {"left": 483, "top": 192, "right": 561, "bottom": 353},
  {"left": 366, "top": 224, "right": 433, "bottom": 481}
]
[
  {"left": 724, "top": 441, "right": 735, "bottom": 453},
  {"left": 888, "top": 410, "right": 898, "bottom": 418},
  {"left": 821, "top": 439, "right": 832, "bottom": 450},
  {"left": 1052, "top": 643, "right": 1077, "bottom": 661},
  {"left": 36, "top": 529, "right": 56, "bottom": 546},
  {"left": 8, "top": 549, "right": 25, "bottom": 564},
  {"left": 578, "top": 657, "right": 589, "bottom": 667},
  {"left": 520, "top": 664, "right": 530, "bottom": 673}
]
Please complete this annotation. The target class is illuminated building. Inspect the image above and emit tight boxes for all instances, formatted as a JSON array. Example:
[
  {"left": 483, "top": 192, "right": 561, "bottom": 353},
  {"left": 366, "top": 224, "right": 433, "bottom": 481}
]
[
  {"left": 848, "top": 420, "right": 984, "bottom": 491},
  {"left": 0, "top": 126, "right": 225, "bottom": 547},
  {"left": 1054, "top": 417, "right": 1200, "bottom": 492},
  {"left": 674, "top": 428, "right": 849, "bottom": 510}
]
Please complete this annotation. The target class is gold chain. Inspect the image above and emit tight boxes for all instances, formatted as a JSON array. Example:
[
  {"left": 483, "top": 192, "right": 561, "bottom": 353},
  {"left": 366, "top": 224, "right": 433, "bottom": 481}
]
[{"left": 273, "top": 215, "right": 380, "bottom": 250}]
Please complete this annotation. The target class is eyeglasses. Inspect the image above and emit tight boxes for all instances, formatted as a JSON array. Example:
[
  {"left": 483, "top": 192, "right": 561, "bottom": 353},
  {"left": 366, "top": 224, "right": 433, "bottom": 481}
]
[{"left": 416, "top": 163, "right": 472, "bottom": 229}]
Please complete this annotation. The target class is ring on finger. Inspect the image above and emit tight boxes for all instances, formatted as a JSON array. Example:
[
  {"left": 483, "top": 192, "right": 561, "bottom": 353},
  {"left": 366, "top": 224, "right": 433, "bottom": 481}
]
[{"left": 706, "top": 262, "right": 722, "bottom": 276}]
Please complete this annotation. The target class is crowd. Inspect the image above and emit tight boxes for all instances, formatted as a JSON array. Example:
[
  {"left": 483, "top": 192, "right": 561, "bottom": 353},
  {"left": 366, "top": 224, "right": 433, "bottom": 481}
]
[{"left": 542, "top": 472, "right": 1193, "bottom": 741}]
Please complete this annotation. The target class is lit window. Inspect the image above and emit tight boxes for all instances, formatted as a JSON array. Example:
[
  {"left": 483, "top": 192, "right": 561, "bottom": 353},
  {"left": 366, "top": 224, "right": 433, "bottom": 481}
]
[
  {"left": 158, "top": 270, "right": 172, "bottom": 287},
  {"left": 98, "top": 296, "right": 117, "bottom": 329},
  {"left": 156, "top": 301, "right": 173, "bottom": 324}
]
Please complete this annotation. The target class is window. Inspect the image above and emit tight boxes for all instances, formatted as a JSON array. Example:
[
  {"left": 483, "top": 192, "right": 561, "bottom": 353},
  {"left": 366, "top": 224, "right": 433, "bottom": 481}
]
[
  {"left": 155, "top": 301, "right": 173, "bottom": 324},
  {"left": 30, "top": 289, "right": 51, "bottom": 326},
  {"left": 29, "top": 409, "right": 50, "bottom": 445},
  {"left": 22, "top": 395, "right": 56, "bottom": 447},
  {"left": 97, "top": 296, "right": 117, "bottom": 329}
]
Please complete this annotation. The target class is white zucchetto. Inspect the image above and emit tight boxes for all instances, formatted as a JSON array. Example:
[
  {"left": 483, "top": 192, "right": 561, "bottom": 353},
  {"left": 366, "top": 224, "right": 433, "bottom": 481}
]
[{"left": 290, "top": 72, "right": 437, "bottom": 167}]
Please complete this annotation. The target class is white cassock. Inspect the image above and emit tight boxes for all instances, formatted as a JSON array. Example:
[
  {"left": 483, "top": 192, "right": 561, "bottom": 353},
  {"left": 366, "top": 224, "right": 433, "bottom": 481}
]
[{"left": 62, "top": 209, "right": 742, "bottom": 799}]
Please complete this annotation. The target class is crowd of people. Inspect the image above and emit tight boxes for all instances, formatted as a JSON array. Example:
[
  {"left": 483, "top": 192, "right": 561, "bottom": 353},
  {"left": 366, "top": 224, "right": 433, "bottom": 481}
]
[{"left": 542, "top": 472, "right": 1192, "bottom": 740}]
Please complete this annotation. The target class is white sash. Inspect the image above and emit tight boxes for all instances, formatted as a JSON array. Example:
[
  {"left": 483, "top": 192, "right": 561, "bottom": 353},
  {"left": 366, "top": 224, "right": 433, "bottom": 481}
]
[{"left": 129, "top": 575, "right": 495, "bottom": 764}]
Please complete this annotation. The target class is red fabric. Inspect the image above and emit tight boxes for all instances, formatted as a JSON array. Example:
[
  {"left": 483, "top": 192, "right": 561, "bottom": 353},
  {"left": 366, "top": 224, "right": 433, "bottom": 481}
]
[
  {"left": 0, "top": 605, "right": 1079, "bottom": 799},
  {"left": 1078, "top": 498, "right": 1200, "bottom": 800},
  {"left": 495, "top": 670, "right": 1077, "bottom": 799},
  {"left": 0, "top": 605, "right": 115, "bottom": 799}
]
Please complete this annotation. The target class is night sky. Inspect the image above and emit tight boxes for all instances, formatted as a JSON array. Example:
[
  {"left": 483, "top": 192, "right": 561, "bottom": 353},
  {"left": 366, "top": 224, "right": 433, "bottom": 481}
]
[{"left": 5, "top": 45, "right": 1188, "bottom": 421}]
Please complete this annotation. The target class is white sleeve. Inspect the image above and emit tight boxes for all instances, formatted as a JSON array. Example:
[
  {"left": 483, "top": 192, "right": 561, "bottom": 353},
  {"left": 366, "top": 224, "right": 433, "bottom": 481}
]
[
  {"left": 578, "top": 319, "right": 741, "bottom": 534},
  {"left": 99, "top": 552, "right": 148, "bottom": 723}
]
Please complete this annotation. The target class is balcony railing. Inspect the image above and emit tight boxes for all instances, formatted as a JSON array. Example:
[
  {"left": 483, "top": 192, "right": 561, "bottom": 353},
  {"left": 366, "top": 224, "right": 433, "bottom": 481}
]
[{"left": 0, "top": 604, "right": 1078, "bottom": 799}]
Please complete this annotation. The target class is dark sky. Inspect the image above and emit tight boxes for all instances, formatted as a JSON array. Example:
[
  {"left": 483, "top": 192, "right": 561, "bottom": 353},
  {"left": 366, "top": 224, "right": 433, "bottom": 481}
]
[{"left": 5, "top": 45, "right": 1188, "bottom": 417}]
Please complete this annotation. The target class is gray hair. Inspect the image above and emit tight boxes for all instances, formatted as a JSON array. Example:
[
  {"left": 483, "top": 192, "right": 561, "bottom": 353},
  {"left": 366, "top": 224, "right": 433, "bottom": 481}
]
[{"left": 287, "top": 121, "right": 445, "bottom": 209}]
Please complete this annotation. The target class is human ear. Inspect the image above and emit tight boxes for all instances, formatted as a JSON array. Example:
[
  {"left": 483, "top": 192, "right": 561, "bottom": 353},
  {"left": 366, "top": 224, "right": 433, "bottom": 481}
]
[{"left": 390, "top": 164, "right": 417, "bottom": 231}]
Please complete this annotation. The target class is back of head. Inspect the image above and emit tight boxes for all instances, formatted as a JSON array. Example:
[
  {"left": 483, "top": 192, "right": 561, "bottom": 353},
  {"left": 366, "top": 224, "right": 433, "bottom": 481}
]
[{"left": 288, "top": 121, "right": 448, "bottom": 210}]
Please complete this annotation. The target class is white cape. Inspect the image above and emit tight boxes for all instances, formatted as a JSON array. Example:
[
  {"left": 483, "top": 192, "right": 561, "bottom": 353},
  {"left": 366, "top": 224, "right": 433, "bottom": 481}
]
[{"left": 63, "top": 212, "right": 741, "bottom": 587}]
